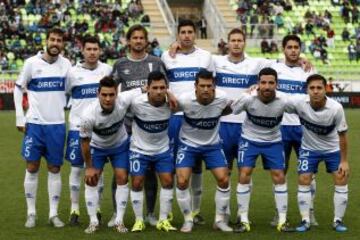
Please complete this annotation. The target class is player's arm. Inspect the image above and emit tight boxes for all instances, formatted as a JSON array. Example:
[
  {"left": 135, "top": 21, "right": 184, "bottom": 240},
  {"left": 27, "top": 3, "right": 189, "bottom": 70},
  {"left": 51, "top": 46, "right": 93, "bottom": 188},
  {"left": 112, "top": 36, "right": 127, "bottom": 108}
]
[
  {"left": 336, "top": 106, "right": 349, "bottom": 177},
  {"left": 166, "top": 90, "right": 179, "bottom": 112},
  {"left": 14, "top": 60, "right": 32, "bottom": 132},
  {"left": 338, "top": 131, "right": 349, "bottom": 177},
  {"left": 230, "top": 93, "right": 249, "bottom": 115},
  {"left": 222, "top": 102, "right": 233, "bottom": 116},
  {"left": 81, "top": 137, "right": 99, "bottom": 186}
]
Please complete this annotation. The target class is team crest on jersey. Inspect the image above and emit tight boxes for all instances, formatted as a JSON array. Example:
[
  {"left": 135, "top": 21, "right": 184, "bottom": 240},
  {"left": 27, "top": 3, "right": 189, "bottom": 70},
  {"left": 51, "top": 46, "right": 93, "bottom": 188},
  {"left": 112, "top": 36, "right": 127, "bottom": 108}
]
[
  {"left": 123, "top": 69, "right": 130, "bottom": 75},
  {"left": 69, "top": 138, "right": 79, "bottom": 147}
]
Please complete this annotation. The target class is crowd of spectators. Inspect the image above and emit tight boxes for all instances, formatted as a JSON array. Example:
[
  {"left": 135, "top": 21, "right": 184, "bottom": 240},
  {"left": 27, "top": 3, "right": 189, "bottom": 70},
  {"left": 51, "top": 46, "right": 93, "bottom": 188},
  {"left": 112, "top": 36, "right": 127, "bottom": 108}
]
[{"left": 0, "top": 0, "right": 155, "bottom": 71}]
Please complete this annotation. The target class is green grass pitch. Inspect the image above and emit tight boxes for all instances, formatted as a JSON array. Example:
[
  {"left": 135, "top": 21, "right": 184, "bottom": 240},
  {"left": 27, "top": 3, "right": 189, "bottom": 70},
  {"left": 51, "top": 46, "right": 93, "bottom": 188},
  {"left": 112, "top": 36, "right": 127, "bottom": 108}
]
[{"left": 1, "top": 110, "right": 359, "bottom": 240}]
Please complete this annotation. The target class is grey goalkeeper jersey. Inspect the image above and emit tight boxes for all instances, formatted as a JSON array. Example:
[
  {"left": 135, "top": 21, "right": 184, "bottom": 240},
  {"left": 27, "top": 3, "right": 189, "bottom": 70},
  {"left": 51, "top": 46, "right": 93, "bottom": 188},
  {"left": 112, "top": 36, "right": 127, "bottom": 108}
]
[{"left": 111, "top": 54, "right": 166, "bottom": 91}]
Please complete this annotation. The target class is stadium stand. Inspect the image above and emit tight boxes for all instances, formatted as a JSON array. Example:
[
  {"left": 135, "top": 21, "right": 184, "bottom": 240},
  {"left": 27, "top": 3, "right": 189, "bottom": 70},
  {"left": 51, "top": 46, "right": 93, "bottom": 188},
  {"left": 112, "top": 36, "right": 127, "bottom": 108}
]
[{"left": 227, "top": 0, "right": 360, "bottom": 81}]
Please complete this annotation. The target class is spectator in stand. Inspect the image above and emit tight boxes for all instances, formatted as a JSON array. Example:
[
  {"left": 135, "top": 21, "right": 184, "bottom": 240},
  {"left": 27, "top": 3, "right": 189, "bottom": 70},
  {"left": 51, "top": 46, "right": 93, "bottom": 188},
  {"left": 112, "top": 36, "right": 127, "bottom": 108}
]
[
  {"left": 305, "top": 19, "right": 315, "bottom": 37},
  {"left": 199, "top": 16, "right": 207, "bottom": 39},
  {"left": 348, "top": 41, "right": 357, "bottom": 61},
  {"left": 249, "top": 10, "right": 259, "bottom": 37},
  {"left": 352, "top": 5, "right": 359, "bottom": 24},
  {"left": 284, "top": 0, "right": 293, "bottom": 11},
  {"left": 356, "top": 38, "right": 360, "bottom": 62},
  {"left": 240, "top": 14, "right": 247, "bottom": 35},
  {"left": 150, "top": 38, "right": 163, "bottom": 57},
  {"left": 261, "top": 38, "right": 271, "bottom": 54},
  {"left": 293, "top": 23, "right": 304, "bottom": 35},
  {"left": 217, "top": 38, "right": 227, "bottom": 55},
  {"left": 270, "top": 40, "right": 279, "bottom": 53},
  {"left": 326, "top": 77, "right": 334, "bottom": 93},
  {"left": 324, "top": 10, "right": 332, "bottom": 23},
  {"left": 326, "top": 26, "right": 335, "bottom": 48},
  {"left": 341, "top": 2, "right": 351, "bottom": 24},
  {"left": 342, "top": 27, "right": 351, "bottom": 41},
  {"left": 274, "top": 13, "right": 284, "bottom": 28}
]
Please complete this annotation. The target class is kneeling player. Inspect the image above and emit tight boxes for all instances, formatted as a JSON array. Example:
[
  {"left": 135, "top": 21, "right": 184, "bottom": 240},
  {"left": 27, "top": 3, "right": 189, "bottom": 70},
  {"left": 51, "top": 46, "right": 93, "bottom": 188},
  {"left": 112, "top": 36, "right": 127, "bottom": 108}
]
[
  {"left": 80, "top": 77, "right": 141, "bottom": 234},
  {"left": 175, "top": 69, "right": 232, "bottom": 233},
  {"left": 287, "top": 74, "right": 349, "bottom": 232},
  {"left": 128, "top": 71, "right": 176, "bottom": 232},
  {"left": 231, "top": 68, "right": 292, "bottom": 233}
]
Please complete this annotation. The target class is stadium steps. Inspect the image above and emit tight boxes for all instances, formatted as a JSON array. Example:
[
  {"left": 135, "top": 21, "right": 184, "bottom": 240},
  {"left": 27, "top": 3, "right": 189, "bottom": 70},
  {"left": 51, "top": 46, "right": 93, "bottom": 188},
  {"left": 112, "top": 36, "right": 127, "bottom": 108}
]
[
  {"left": 142, "top": 0, "right": 171, "bottom": 38},
  {"left": 195, "top": 39, "right": 217, "bottom": 53},
  {"left": 214, "top": 0, "right": 238, "bottom": 26}
]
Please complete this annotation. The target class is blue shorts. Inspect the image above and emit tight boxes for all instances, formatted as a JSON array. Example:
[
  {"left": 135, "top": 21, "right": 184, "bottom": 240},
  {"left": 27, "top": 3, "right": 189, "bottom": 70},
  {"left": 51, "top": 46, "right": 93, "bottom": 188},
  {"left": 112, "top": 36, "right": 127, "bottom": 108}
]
[
  {"left": 281, "top": 125, "right": 303, "bottom": 159},
  {"left": 176, "top": 142, "right": 228, "bottom": 170},
  {"left": 237, "top": 138, "right": 285, "bottom": 170},
  {"left": 22, "top": 123, "right": 65, "bottom": 166},
  {"left": 168, "top": 115, "right": 182, "bottom": 156},
  {"left": 129, "top": 150, "right": 174, "bottom": 176},
  {"left": 297, "top": 148, "right": 341, "bottom": 174},
  {"left": 65, "top": 130, "right": 84, "bottom": 167},
  {"left": 220, "top": 122, "right": 242, "bottom": 166},
  {"left": 90, "top": 139, "right": 129, "bottom": 170}
]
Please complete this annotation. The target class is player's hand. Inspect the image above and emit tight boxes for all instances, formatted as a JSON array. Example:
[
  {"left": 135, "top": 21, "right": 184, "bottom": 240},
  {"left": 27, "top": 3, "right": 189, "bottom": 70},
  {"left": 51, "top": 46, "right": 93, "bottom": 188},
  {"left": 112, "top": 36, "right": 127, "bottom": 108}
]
[
  {"left": 166, "top": 90, "right": 178, "bottom": 111},
  {"left": 247, "top": 84, "right": 258, "bottom": 94},
  {"left": 17, "top": 126, "right": 26, "bottom": 133},
  {"left": 85, "top": 167, "right": 99, "bottom": 186},
  {"left": 169, "top": 41, "right": 181, "bottom": 58},
  {"left": 299, "top": 57, "right": 313, "bottom": 72},
  {"left": 338, "top": 161, "right": 350, "bottom": 178}
]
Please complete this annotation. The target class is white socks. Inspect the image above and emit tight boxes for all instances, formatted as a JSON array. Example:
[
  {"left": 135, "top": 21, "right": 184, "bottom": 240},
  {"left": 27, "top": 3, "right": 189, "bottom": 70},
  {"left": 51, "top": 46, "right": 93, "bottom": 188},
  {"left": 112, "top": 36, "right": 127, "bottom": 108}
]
[
  {"left": 115, "top": 184, "right": 129, "bottom": 224},
  {"left": 24, "top": 170, "right": 39, "bottom": 216},
  {"left": 85, "top": 184, "right": 99, "bottom": 224},
  {"left": 69, "top": 166, "right": 82, "bottom": 213},
  {"left": 236, "top": 183, "right": 251, "bottom": 223},
  {"left": 48, "top": 172, "right": 62, "bottom": 218},
  {"left": 191, "top": 173, "right": 202, "bottom": 214},
  {"left": 274, "top": 183, "right": 288, "bottom": 224},
  {"left": 176, "top": 188, "right": 192, "bottom": 221},
  {"left": 159, "top": 188, "right": 173, "bottom": 221},
  {"left": 297, "top": 185, "right": 311, "bottom": 222},
  {"left": 334, "top": 185, "right": 348, "bottom": 222},
  {"left": 215, "top": 186, "right": 230, "bottom": 222},
  {"left": 130, "top": 190, "right": 144, "bottom": 221}
]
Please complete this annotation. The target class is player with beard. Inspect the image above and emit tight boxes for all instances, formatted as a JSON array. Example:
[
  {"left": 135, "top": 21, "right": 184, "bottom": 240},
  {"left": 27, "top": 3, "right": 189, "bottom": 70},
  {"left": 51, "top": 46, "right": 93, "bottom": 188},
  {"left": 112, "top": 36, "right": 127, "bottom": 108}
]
[
  {"left": 109, "top": 24, "right": 166, "bottom": 227},
  {"left": 14, "top": 28, "right": 72, "bottom": 228}
]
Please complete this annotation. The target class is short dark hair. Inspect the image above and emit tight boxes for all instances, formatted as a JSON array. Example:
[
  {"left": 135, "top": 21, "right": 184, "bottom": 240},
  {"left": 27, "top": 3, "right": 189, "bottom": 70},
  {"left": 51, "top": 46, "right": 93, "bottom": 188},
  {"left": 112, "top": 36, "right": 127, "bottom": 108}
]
[
  {"left": 282, "top": 34, "right": 301, "bottom": 48},
  {"left": 306, "top": 74, "right": 327, "bottom": 87},
  {"left": 126, "top": 24, "right": 148, "bottom": 41},
  {"left": 258, "top": 67, "right": 278, "bottom": 82},
  {"left": 98, "top": 76, "right": 118, "bottom": 91},
  {"left": 148, "top": 71, "right": 167, "bottom": 86},
  {"left": 82, "top": 34, "right": 101, "bottom": 48},
  {"left": 195, "top": 69, "right": 214, "bottom": 84},
  {"left": 46, "top": 27, "right": 64, "bottom": 40},
  {"left": 177, "top": 19, "right": 196, "bottom": 33},
  {"left": 227, "top": 28, "right": 246, "bottom": 42}
]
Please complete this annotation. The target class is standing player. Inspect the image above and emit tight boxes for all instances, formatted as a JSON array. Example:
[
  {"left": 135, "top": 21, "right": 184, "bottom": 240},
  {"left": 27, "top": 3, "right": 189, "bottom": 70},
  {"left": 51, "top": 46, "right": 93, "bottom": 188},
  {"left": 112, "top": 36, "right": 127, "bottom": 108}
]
[
  {"left": 286, "top": 74, "right": 349, "bottom": 232},
  {"left": 231, "top": 68, "right": 292, "bottom": 233},
  {"left": 271, "top": 35, "right": 318, "bottom": 226},
  {"left": 128, "top": 71, "right": 176, "bottom": 232},
  {"left": 162, "top": 19, "right": 213, "bottom": 224},
  {"left": 80, "top": 77, "right": 142, "bottom": 234},
  {"left": 109, "top": 24, "right": 167, "bottom": 227},
  {"left": 14, "top": 28, "right": 72, "bottom": 228},
  {"left": 175, "top": 69, "right": 232, "bottom": 233},
  {"left": 65, "top": 35, "right": 112, "bottom": 225}
]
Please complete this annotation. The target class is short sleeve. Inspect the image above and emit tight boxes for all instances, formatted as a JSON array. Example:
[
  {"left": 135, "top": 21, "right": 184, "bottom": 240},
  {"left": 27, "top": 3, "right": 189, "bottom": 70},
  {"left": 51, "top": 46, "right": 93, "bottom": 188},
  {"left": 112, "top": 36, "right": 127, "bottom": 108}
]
[
  {"left": 334, "top": 105, "right": 348, "bottom": 133},
  {"left": 231, "top": 93, "right": 251, "bottom": 114},
  {"left": 16, "top": 59, "right": 32, "bottom": 89}
]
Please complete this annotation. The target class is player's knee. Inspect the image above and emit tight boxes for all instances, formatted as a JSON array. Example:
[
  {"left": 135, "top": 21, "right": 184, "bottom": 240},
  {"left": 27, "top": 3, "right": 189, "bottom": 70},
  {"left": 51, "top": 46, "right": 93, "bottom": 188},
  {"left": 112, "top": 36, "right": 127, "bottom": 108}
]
[
  {"left": 27, "top": 162, "right": 40, "bottom": 173},
  {"left": 176, "top": 177, "right": 189, "bottom": 190},
  {"left": 116, "top": 174, "right": 128, "bottom": 185},
  {"left": 298, "top": 174, "right": 312, "bottom": 185},
  {"left": 161, "top": 176, "right": 173, "bottom": 189},
  {"left": 131, "top": 177, "right": 144, "bottom": 191},
  {"left": 238, "top": 169, "right": 252, "bottom": 184},
  {"left": 217, "top": 175, "right": 229, "bottom": 189},
  {"left": 47, "top": 165, "right": 60, "bottom": 173},
  {"left": 271, "top": 170, "right": 285, "bottom": 184}
]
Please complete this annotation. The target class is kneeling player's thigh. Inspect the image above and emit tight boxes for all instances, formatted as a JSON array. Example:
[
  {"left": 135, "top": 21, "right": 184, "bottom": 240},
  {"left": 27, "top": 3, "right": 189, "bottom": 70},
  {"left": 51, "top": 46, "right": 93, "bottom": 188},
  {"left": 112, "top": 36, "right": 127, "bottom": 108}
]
[
  {"left": 91, "top": 147, "right": 109, "bottom": 170},
  {"left": 65, "top": 130, "right": 83, "bottom": 166},
  {"left": 129, "top": 151, "right": 149, "bottom": 176},
  {"left": 175, "top": 144, "right": 196, "bottom": 168},
  {"left": 237, "top": 140, "right": 258, "bottom": 168},
  {"left": 44, "top": 124, "right": 66, "bottom": 166},
  {"left": 297, "top": 149, "right": 319, "bottom": 174},
  {"left": 261, "top": 142, "right": 285, "bottom": 170},
  {"left": 203, "top": 148, "right": 228, "bottom": 169},
  {"left": 22, "top": 123, "right": 44, "bottom": 161},
  {"left": 154, "top": 150, "right": 174, "bottom": 174},
  {"left": 324, "top": 151, "right": 341, "bottom": 173}
]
